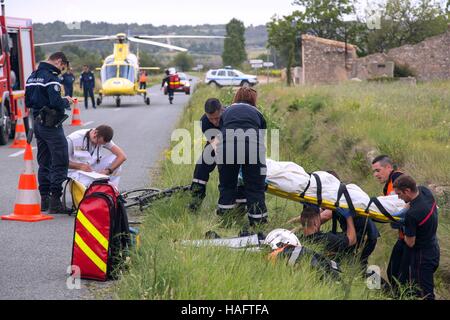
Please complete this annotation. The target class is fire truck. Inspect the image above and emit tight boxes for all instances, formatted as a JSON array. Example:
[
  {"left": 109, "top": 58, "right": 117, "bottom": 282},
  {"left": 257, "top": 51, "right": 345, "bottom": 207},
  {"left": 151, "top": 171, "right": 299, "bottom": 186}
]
[{"left": 0, "top": 0, "right": 35, "bottom": 145}]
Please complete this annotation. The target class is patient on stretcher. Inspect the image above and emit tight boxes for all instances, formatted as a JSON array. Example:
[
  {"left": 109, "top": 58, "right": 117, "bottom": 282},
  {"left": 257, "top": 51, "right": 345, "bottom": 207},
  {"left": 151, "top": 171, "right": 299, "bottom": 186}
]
[{"left": 265, "top": 159, "right": 407, "bottom": 221}]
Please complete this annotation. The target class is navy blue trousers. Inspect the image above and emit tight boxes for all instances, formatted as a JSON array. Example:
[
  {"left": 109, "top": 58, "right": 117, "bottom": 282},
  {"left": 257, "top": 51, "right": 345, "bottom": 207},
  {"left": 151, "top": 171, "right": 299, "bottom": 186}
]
[
  {"left": 64, "top": 85, "right": 73, "bottom": 97},
  {"left": 402, "top": 243, "right": 440, "bottom": 300},
  {"left": 34, "top": 121, "right": 68, "bottom": 197},
  {"left": 218, "top": 161, "right": 266, "bottom": 225},
  {"left": 83, "top": 88, "right": 95, "bottom": 108}
]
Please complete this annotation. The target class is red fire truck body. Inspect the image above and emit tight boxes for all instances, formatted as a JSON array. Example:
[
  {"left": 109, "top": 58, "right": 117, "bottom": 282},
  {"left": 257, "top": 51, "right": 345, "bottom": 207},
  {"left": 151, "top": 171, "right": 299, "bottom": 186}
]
[{"left": 0, "top": 6, "right": 36, "bottom": 145}]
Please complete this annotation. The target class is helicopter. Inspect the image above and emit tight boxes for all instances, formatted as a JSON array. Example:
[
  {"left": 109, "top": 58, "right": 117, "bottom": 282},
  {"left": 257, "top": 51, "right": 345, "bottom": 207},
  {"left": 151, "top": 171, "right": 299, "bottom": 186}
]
[{"left": 35, "top": 33, "right": 225, "bottom": 107}]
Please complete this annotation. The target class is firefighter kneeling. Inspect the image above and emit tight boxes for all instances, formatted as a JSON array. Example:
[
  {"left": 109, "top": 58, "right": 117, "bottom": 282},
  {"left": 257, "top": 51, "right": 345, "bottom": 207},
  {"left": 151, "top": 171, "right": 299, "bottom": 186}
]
[{"left": 66, "top": 125, "right": 127, "bottom": 188}]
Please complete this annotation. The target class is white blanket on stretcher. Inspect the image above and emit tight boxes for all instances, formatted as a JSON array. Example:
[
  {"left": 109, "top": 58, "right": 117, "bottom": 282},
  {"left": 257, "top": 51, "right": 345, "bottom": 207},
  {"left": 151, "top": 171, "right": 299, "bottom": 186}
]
[{"left": 265, "top": 159, "right": 405, "bottom": 215}]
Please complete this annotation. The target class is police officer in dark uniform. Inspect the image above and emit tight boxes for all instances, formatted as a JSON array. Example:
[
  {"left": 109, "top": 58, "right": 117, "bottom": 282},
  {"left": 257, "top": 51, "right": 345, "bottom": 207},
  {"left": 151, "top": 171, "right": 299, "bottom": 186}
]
[
  {"left": 80, "top": 65, "right": 96, "bottom": 109},
  {"left": 25, "top": 52, "right": 73, "bottom": 214},
  {"left": 61, "top": 67, "right": 75, "bottom": 97},
  {"left": 393, "top": 175, "right": 440, "bottom": 300},
  {"left": 216, "top": 87, "right": 267, "bottom": 226}
]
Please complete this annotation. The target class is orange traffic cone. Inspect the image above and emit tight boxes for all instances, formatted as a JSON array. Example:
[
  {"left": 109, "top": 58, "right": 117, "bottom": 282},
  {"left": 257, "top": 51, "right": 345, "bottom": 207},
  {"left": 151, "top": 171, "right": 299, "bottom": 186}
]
[
  {"left": 2, "top": 142, "right": 53, "bottom": 222},
  {"left": 9, "top": 108, "right": 27, "bottom": 149},
  {"left": 70, "top": 98, "right": 82, "bottom": 126}
]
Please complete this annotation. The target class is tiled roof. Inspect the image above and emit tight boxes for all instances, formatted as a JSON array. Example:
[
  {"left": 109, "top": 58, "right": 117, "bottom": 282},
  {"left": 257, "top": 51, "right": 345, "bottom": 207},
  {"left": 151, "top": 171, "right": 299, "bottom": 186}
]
[{"left": 302, "top": 34, "right": 357, "bottom": 50}]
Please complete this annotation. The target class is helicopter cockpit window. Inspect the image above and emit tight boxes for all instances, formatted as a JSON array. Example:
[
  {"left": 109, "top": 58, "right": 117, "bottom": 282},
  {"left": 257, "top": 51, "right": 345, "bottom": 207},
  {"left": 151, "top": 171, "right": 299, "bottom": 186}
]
[
  {"left": 119, "top": 65, "right": 135, "bottom": 82},
  {"left": 102, "top": 65, "right": 118, "bottom": 81}
]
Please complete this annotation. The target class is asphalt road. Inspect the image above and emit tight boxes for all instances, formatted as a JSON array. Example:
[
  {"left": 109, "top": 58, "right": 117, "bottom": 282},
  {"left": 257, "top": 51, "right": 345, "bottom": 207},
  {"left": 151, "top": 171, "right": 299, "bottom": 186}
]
[{"left": 0, "top": 80, "right": 195, "bottom": 299}]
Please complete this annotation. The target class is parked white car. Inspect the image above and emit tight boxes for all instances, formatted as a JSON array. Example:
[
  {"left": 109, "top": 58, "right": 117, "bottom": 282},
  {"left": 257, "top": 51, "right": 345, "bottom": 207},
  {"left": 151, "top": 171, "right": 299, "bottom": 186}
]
[{"left": 205, "top": 68, "right": 258, "bottom": 87}]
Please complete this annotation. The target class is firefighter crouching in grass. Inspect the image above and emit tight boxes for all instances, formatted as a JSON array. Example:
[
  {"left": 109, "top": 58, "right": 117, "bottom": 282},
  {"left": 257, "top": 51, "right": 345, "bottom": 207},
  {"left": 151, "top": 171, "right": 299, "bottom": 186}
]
[{"left": 66, "top": 125, "right": 127, "bottom": 189}]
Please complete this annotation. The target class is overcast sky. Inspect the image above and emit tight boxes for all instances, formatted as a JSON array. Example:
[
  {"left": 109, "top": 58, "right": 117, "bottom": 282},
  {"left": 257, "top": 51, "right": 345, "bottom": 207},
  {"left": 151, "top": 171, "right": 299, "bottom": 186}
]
[{"left": 7, "top": 0, "right": 297, "bottom": 26}]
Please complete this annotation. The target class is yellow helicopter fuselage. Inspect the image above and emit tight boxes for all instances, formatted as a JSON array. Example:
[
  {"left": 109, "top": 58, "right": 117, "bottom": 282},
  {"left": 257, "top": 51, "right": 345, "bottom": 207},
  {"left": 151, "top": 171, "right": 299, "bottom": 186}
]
[{"left": 99, "top": 41, "right": 145, "bottom": 97}]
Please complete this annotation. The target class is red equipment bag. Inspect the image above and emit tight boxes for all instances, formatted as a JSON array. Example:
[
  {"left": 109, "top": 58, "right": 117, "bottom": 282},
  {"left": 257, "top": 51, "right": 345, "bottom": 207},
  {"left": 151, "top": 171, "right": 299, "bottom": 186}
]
[
  {"left": 168, "top": 74, "right": 181, "bottom": 89},
  {"left": 70, "top": 180, "right": 130, "bottom": 281}
]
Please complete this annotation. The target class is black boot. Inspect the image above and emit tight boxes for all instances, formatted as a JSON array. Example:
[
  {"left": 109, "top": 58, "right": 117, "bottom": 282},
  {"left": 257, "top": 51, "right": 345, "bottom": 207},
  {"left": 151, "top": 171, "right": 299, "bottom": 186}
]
[
  {"left": 188, "top": 182, "right": 206, "bottom": 212},
  {"left": 49, "top": 194, "right": 68, "bottom": 215},
  {"left": 41, "top": 195, "right": 50, "bottom": 212}
]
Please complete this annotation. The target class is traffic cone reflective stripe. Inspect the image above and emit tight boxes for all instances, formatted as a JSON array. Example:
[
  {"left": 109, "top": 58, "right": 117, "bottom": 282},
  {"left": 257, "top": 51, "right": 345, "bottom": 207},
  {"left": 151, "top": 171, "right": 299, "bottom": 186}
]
[
  {"left": 71, "top": 99, "right": 82, "bottom": 126},
  {"left": 2, "top": 143, "right": 53, "bottom": 222},
  {"left": 10, "top": 108, "right": 27, "bottom": 149}
]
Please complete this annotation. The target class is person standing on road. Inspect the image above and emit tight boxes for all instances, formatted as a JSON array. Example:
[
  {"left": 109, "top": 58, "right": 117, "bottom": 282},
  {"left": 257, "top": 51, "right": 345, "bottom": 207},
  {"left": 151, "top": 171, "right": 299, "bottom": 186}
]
[
  {"left": 161, "top": 69, "right": 175, "bottom": 104},
  {"left": 139, "top": 71, "right": 148, "bottom": 90},
  {"left": 25, "top": 52, "right": 73, "bottom": 214},
  {"left": 216, "top": 87, "right": 268, "bottom": 226},
  {"left": 80, "top": 65, "right": 96, "bottom": 109},
  {"left": 371, "top": 155, "right": 406, "bottom": 294},
  {"left": 393, "top": 175, "right": 440, "bottom": 300},
  {"left": 61, "top": 67, "right": 75, "bottom": 97}
]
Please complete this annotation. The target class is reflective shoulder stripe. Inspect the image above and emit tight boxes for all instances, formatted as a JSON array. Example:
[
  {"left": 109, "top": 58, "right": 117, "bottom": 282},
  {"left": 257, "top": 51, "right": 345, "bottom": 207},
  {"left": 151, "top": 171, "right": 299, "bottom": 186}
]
[
  {"left": 25, "top": 81, "right": 62, "bottom": 87},
  {"left": 418, "top": 202, "right": 437, "bottom": 226}
]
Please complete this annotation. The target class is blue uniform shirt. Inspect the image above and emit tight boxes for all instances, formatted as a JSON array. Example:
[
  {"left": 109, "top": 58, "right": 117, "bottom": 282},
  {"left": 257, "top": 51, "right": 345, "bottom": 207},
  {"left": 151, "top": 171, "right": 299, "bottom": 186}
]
[
  {"left": 220, "top": 103, "right": 266, "bottom": 133},
  {"left": 61, "top": 72, "right": 75, "bottom": 87},
  {"left": 80, "top": 71, "right": 95, "bottom": 89},
  {"left": 25, "top": 62, "right": 70, "bottom": 117}
]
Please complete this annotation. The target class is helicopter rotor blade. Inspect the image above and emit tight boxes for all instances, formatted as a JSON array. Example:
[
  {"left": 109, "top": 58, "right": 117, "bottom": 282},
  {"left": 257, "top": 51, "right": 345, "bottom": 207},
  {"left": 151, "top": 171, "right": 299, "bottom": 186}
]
[
  {"left": 35, "top": 36, "right": 115, "bottom": 47},
  {"left": 61, "top": 35, "right": 112, "bottom": 38},
  {"left": 135, "top": 35, "right": 226, "bottom": 39},
  {"left": 128, "top": 37, "right": 188, "bottom": 52}
]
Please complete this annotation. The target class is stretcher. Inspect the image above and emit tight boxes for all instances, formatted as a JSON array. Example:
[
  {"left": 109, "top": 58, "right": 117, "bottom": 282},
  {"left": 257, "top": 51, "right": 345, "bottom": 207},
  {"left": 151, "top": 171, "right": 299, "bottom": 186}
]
[
  {"left": 262, "top": 159, "right": 405, "bottom": 224},
  {"left": 266, "top": 184, "right": 401, "bottom": 223}
]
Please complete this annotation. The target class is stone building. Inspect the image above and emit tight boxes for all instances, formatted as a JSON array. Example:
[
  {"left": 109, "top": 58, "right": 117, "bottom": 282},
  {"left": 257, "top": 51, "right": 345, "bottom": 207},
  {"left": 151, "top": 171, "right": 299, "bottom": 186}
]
[
  {"left": 351, "top": 53, "right": 394, "bottom": 80},
  {"left": 301, "top": 34, "right": 358, "bottom": 84},
  {"left": 300, "top": 25, "right": 450, "bottom": 84}
]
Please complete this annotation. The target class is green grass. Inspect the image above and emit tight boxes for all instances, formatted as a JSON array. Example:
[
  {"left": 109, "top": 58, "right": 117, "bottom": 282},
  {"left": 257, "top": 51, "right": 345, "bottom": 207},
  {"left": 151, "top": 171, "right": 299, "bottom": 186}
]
[{"left": 115, "top": 81, "right": 450, "bottom": 300}]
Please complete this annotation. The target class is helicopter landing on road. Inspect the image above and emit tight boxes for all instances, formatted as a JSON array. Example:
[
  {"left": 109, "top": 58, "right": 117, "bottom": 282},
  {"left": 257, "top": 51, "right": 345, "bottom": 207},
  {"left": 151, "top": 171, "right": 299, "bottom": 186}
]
[{"left": 35, "top": 33, "right": 225, "bottom": 107}]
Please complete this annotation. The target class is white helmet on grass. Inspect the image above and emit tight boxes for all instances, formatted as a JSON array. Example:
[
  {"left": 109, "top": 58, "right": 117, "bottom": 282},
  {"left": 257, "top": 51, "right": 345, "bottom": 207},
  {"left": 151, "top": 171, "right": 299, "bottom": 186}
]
[{"left": 263, "top": 228, "right": 301, "bottom": 250}]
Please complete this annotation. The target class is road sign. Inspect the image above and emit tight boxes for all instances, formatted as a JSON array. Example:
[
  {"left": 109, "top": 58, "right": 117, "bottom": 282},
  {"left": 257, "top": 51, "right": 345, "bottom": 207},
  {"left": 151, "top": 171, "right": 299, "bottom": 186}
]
[
  {"left": 249, "top": 59, "right": 263, "bottom": 64},
  {"left": 251, "top": 63, "right": 263, "bottom": 69},
  {"left": 263, "top": 62, "right": 274, "bottom": 68}
]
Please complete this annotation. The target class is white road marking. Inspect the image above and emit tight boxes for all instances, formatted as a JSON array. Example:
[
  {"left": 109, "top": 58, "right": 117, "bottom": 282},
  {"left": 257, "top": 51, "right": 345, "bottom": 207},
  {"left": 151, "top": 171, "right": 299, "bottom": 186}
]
[
  {"left": 114, "top": 108, "right": 122, "bottom": 112},
  {"left": 82, "top": 121, "right": 94, "bottom": 127},
  {"left": 9, "top": 147, "right": 37, "bottom": 158}
]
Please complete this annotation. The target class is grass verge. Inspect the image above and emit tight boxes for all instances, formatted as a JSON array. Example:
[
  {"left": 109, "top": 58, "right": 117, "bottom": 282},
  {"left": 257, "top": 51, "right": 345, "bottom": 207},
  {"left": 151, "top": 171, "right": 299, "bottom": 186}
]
[{"left": 115, "top": 81, "right": 450, "bottom": 300}]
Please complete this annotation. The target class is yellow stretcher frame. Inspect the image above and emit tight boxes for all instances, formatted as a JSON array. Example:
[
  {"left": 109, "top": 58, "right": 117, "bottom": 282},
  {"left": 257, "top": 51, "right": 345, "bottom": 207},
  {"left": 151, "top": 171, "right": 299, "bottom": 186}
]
[{"left": 266, "top": 184, "right": 400, "bottom": 224}]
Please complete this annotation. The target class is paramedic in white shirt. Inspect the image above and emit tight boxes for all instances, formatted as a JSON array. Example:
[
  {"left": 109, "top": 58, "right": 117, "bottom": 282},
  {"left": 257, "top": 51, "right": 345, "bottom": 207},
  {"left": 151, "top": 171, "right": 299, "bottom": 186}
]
[{"left": 66, "top": 125, "right": 127, "bottom": 188}]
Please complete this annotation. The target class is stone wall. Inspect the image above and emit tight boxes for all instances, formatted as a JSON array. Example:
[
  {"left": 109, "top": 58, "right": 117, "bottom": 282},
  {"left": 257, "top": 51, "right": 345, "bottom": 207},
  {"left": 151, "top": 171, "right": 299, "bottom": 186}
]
[
  {"left": 387, "top": 28, "right": 450, "bottom": 81},
  {"left": 301, "top": 26, "right": 450, "bottom": 84},
  {"left": 351, "top": 53, "right": 394, "bottom": 80},
  {"left": 301, "top": 35, "right": 357, "bottom": 85}
]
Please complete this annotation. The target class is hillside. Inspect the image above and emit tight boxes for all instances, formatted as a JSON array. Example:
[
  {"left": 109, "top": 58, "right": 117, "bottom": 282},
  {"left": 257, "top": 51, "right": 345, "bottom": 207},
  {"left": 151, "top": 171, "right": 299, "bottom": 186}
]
[{"left": 33, "top": 21, "right": 268, "bottom": 55}]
